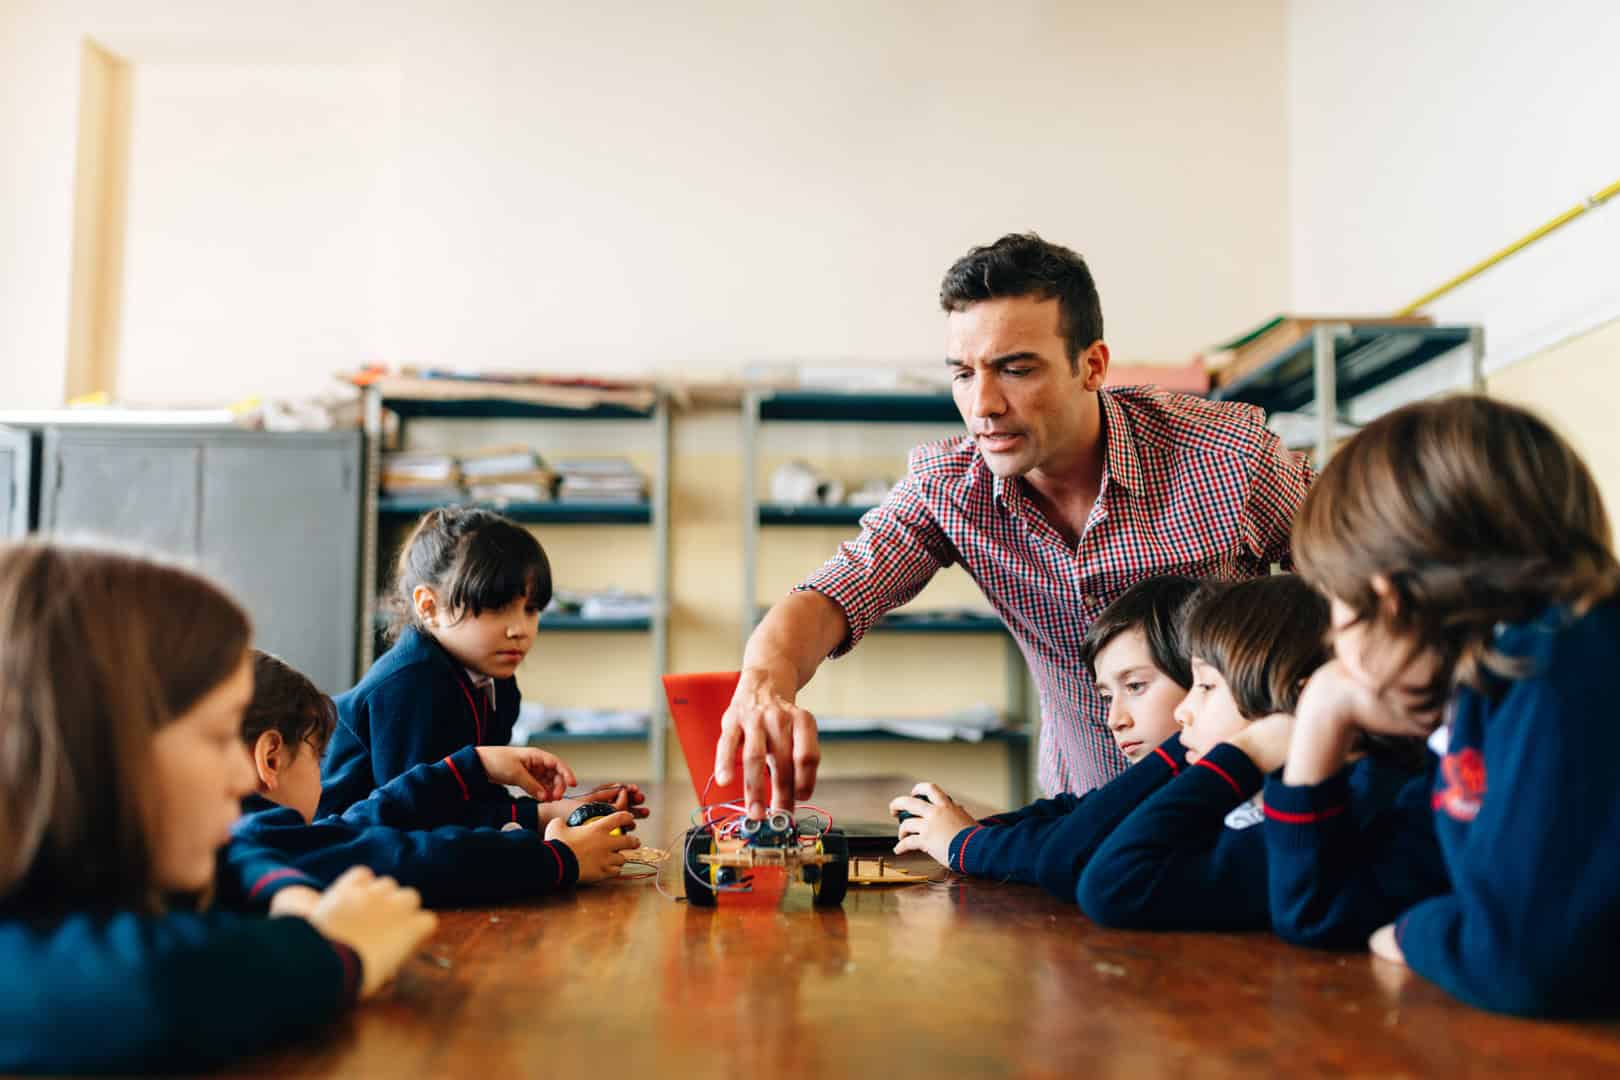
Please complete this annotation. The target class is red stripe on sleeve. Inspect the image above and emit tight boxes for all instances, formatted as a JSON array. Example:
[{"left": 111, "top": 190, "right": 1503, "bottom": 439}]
[
  {"left": 544, "top": 841, "right": 566, "bottom": 882},
  {"left": 1195, "top": 758, "right": 1245, "bottom": 797},
  {"left": 248, "top": 867, "right": 311, "bottom": 899},
  {"left": 443, "top": 755, "right": 471, "bottom": 801},
  {"left": 955, "top": 825, "right": 985, "bottom": 873},
  {"left": 1262, "top": 802, "right": 1348, "bottom": 824}
]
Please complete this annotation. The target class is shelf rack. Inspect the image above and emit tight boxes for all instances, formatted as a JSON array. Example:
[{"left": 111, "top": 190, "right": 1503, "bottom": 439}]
[{"left": 360, "top": 384, "right": 670, "bottom": 783}]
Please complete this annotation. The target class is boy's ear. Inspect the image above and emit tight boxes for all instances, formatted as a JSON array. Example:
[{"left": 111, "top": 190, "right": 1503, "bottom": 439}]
[
  {"left": 252, "top": 730, "right": 285, "bottom": 791},
  {"left": 412, "top": 585, "right": 438, "bottom": 626}
]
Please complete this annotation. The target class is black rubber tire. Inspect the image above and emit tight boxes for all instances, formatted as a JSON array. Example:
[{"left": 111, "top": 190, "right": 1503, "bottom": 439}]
[
  {"left": 683, "top": 825, "right": 718, "bottom": 907},
  {"left": 812, "top": 829, "right": 849, "bottom": 908}
]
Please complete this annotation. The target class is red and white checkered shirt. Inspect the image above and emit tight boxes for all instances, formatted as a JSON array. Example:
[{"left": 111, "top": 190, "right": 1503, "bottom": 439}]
[{"left": 795, "top": 386, "right": 1313, "bottom": 797}]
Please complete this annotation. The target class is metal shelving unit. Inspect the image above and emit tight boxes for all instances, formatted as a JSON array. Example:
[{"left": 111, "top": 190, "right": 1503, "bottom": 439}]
[
  {"left": 742, "top": 388, "right": 1034, "bottom": 800},
  {"left": 1211, "top": 323, "right": 1486, "bottom": 462},
  {"left": 360, "top": 385, "right": 671, "bottom": 784}
]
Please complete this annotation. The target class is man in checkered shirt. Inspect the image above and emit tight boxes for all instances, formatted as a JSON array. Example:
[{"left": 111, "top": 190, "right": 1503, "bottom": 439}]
[{"left": 716, "top": 233, "right": 1312, "bottom": 817}]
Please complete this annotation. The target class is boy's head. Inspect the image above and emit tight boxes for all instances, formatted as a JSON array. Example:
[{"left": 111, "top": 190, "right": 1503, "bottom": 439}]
[
  {"left": 243, "top": 651, "right": 336, "bottom": 824},
  {"left": 1080, "top": 575, "right": 1200, "bottom": 763},
  {"left": 1295, "top": 394, "right": 1619, "bottom": 722},
  {"left": 1176, "top": 575, "right": 1329, "bottom": 763}
]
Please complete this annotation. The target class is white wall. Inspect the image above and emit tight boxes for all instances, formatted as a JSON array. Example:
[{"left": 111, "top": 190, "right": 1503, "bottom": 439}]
[
  {"left": 1288, "top": 0, "right": 1620, "bottom": 412},
  {"left": 1, "top": 0, "right": 1292, "bottom": 408},
  {"left": 117, "top": 61, "right": 400, "bottom": 405}
]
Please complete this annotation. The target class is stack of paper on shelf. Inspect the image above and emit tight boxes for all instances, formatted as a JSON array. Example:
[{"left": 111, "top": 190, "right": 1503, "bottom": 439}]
[
  {"left": 815, "top": 704, "right": 1005, "bottom": 742},
  {"left": 578, "top": 590, "right": 656, "bottom": 621},
  {"left": 460, "top": 444, "right": 556, "bottom": 503},
  {"left": 1203, "top": 314, "right": 1434, "bottom": 389},
  {"left": 512, "top": 705, "right": 651, "bottom": 742},
  {"left": 553, "top": 457, "right": 647, "bottom": 503},
  {"left": 381, "top": 452, "right": 461, "bottom": 500}
]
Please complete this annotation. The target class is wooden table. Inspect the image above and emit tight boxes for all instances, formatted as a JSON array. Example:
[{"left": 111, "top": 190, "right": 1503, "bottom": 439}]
[{"left": 246, "top": 779, "right": 1620, "bottom": 1077}]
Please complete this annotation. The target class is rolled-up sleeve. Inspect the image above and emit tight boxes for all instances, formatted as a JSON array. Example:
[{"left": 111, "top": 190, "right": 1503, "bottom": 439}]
[
  {"left": 1241, "top": 427, "right": 1313, "bottom": 567},
  {"left": 793, "top": 474, "right": 956, "bottom": 657}
]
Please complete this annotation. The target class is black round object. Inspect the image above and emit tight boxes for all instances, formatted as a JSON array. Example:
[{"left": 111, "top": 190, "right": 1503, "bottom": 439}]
[
  {"left": 895, "top": 791, "right": 933, "bottom": 824},
  {"left": 683, "top": 825, "right": 718, "bottom": 907},
  {"left": 566, "top": 801, "right": 619, "bottom": 828},
  {"left": 812, "top": 829, "right": 849, "bottom": 908}
]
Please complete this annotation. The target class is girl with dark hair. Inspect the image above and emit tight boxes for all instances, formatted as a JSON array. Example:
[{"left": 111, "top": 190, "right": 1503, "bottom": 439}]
[
  {"left": 1270, "top": 395, "right": 1620, "bottom": 1018},
  {"left": 318, "top": 507, "right": 647, "bottom": 828},
  {"left": 1077, "top": 574, "right": 1434, "bottom": 932},
  {"left": 0, "top": 541, "right": 436, "bottom": 1073}
]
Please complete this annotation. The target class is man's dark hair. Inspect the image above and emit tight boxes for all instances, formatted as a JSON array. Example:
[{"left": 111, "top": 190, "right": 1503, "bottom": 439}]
[
  {"left": 939, "top": 232, "right": 1104, "bottom": 373},
  {"left": 1079, "top": 574, "right": 1201, "bottom": 690}
]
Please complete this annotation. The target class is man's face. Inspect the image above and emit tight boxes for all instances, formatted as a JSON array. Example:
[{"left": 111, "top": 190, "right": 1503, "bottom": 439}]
[{"left": 945, "top": 296, "right": 1105, "bottom": 480}]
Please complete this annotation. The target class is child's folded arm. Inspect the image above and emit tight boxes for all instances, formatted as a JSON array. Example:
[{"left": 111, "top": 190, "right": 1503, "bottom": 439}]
[
  {"left": 1077, "top": 741, "right": 1267, "bottom": 929},
  {"left": 975, "top": 792, "right": 1083, "bottom": 827},
  {"left": 0, "top": 910, "right": 355, "bottom": 1074},
  {"left": 1264, "top": 765, "right": 1442, "bottom": 949},
  {"left": 341, "top": 745, "right": 493, "bottom": 830},
  {"left": 988, "top": 734, "right": 1189, "bottom": 897},
  {"left": 1397, "top": 644, "right": 1620, "bottom": 1018},
  {"left": 215, "top": 836, "right": 324, "bottom": 912},
  {"left": 256, "top": 822, "right": 578, "bottom": 905}
]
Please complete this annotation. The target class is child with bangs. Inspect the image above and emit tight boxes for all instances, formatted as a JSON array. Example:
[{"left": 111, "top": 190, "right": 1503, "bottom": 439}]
[
  {"left": 318, "top": 507, "right": 646, "bottom": 830},
  {"left": 234, "top": 652, "right": 642, "bottom": 906},
  {"left": 1078, "top": 574, "right": 1433, "bottom": 931},
  {"left": 1270, "top": 395, "right": 1620, "bottom": 1018},
  {"left": 891, "top": 574, "right": 1199, "bottom": 897},
  {"left": 0, "top": 542, "right": 435, "bottom": 1074}
]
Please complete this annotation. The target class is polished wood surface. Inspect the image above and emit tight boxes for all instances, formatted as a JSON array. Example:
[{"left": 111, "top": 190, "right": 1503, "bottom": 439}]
[{"left": 244, "top": 779, "right": 1620, "bottom": 1077}]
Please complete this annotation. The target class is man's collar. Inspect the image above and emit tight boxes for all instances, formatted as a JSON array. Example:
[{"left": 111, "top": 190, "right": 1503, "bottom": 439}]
[{"left": 1098, "top": 388, "right": 1141, "bottom": 494}]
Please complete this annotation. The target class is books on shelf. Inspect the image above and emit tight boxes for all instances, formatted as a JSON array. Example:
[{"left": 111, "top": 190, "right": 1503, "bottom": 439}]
[
  {"left": 1204, "top": 314, "right": 1434, "bottom": 389},
  {"left": 381, "top": 445, "right": 560, "bottom": 503},
  {"left": 553, "top": 457, "right": 647, "bottom": 503},
  {"left": 545, "top": 588, "right": 656, "bottom": 622},
  {"left": 815, "top": 704, "right": 1005, "bottom": 742},
  {"left": 512, "top": 704, "right": 650, "bottom": 741},
  {"left": 381, "top": 451, "right": 459, "bottom": 493}
]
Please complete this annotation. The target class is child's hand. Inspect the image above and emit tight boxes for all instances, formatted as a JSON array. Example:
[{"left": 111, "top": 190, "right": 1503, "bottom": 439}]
[
  {"left": 475, "top": 746, "right": 577, "bottom": 801},
  {"left": 1286, "top": 661, "right": 1418, "bottom": 785},
  {"left": 305, "top": 866, "right": 439, "bottom": 998},
  {"left": 268, "top": 884, "right": 322, "bottom": 918},
  {"left": 1297, "top": 660, "right": 1427, "bottom": 737},
  {"left": 545, "top": 810, "right": 640, "bottom": 883},
  {"left": 539, "top": 783, "right": 651, "bottom": 828},
  {"left": 890, "top": 782, "right": 976, "bottom": 867},
  {"left": 1226, "top": 713, "right": 1296, "bottom": 773}
]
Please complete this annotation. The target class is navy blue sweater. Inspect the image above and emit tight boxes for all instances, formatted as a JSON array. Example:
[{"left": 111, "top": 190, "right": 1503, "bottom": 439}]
[
  {"left": 1080, "top": 742, "right": 1421, "bottom": 931},
  {"left": 234, "top": 747, "right": 579, "bottom": 906},
  {"left": 319, "top": 626, "right": 535, "bottom": 827},
  {"left": 945, "top": 736, "right": 1189, "bottom": 898},
  {"left": 1392, "top": 604, "right": 1620, "bottom": 1016},
  {"left": 1264, "top": 757, "right": 1447, "bottom": 950},
  {"left": 0, "top": 902, "right": 358, "bottom": 1073}
]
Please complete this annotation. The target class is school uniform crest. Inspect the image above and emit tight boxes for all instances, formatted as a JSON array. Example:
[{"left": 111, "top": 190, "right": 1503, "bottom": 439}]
[{"left": 1432, "top": 748, "right": 1486, "bottom": 822}]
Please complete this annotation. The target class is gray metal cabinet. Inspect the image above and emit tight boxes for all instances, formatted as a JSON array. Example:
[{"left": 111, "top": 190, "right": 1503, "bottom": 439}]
[
  {"left": 39, "top": 428, "right": 362, "bottom": 693},
  {"left": 0, "top": 426, "right": 31, "bottom": 538}
]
